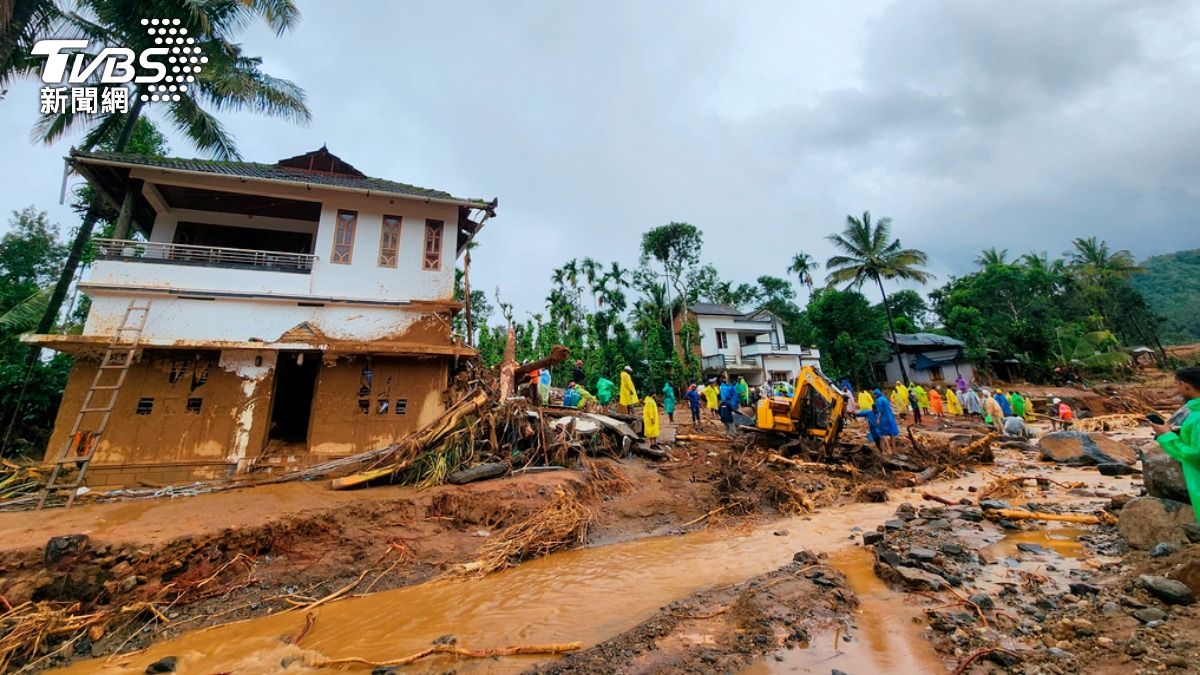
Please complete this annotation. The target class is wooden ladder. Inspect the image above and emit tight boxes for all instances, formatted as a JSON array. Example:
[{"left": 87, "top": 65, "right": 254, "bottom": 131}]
[{"left": 37, "top": 300, "right": 151, "bottom": 510}]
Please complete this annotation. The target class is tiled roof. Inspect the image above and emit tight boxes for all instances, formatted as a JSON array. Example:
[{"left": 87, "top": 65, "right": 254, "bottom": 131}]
[
  {"left": 688, "top": 303, "right": 745, "bottom": 317},
  {"left": 70, "top": 149, "right": 493, "bottom": 207}
]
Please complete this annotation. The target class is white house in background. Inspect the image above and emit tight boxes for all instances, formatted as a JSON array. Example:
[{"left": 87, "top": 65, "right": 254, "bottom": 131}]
[
  {"left": 677, "top": 303, "right": 821, "bottom": 386},
  {"left": 877, "top": 333, "right": 975, "bottom": 385},
  {"left": 25, "top": 146, "right": 496, "bottom": 487}
]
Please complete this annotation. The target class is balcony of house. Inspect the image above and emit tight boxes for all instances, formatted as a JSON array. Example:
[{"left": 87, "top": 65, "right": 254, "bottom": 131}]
[
  {"left": 87, "top": 237, "right": 317, "bottom": 297},
  {"left": 740, "top": 342, "right": 813, "bottom": 359},
  {"left": 700, "top": 351, "right": 760, "bottom": 372}
]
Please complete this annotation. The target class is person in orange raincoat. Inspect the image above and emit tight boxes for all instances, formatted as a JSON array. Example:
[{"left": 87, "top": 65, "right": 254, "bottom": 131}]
[{"left": 929, "top": 388, "right": 944, "bottom": 417}]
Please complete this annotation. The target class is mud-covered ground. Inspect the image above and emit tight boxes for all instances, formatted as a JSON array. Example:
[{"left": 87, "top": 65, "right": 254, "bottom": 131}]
[
  {"left": 861, "top": 467, "right": 1200, "bottom": 674},
  {"left": 528, "top": 550, "right": 855, "bottom": 675},
  {"left": 0, "top": 418, "right": 879, "bottom": 672}
]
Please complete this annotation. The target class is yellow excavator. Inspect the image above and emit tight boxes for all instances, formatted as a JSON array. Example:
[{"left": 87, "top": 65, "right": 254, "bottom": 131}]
[{"left": 753, "top": 365, "right": 848, "bottom": 454}]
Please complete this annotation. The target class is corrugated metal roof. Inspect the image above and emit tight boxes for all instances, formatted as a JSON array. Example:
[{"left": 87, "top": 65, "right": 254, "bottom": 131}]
[
  {"left": 71, "top": 149, "right": 493, "bottom": 207},
  {"left": 886, "top": 332, "right": 966, "bottom": 348}
]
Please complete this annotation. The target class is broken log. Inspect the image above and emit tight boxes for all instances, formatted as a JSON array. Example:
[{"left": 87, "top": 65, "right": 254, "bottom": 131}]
[
  {"left": 499, "top": 328, "right": 517, "bottom": 399},
  {"left": 448, "top": 462, "right": 508, "bottom": 485},
  {"left": 676, "top": 434, "right": 728, "bottom": 443},
  {"left": 983, "top": 507, "right": 1116, "bottom": 526},
  {"left": 329, "top": 461, "right": 413, "bottom": 490},
  {"left": 921, "top": 492, "right": 958, "bottom": 506},
  {"left": 766, "top": 452, "right": 858, "bottom": 474},
  {"left": 513, "top": 345, "right": 571, "bottom": 380}
]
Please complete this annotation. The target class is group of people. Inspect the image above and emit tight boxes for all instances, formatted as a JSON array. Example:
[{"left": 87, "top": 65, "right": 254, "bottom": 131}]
[{"left": 842, "top": 375, "right": 1079, "bottom": 453}]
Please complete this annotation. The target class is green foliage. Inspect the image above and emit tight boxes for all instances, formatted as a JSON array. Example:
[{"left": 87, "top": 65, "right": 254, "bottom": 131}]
[
  {"left": 877, "top": 289, "right": 930, "bottom": 331},
  {"left": 1130, "top": 249, "right": 1200, "bottom": 344},
  {"left": 806, "top": 289, "right": 887, "bottom": 385},
  {"left": 1, "top": 208, "right": 72, "bottom": 457}
]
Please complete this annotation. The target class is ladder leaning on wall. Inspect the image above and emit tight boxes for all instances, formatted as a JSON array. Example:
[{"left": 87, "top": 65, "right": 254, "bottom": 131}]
[{"left": 37, "top": 299, "right": 152, "bottom": 510}]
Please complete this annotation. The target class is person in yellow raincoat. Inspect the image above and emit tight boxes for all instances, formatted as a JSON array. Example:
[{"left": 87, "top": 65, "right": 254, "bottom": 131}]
[
  {"left": 642, "top": 395, "right": 660, "bottom": 440},
  {"left": 892, "top": 384, "right": 907, "bottom": 415},
  {"left": 856, "top": 389, "right": 875, "bottom": 412},
  {"left": 619, "top": 366, "right": 638, "bottom": 413},
  {"left": 703, "top": 381, "right": 720, "bottom": 418},
  {"left": 946, "top": 387, "right": 963, "bottom": 416},
  {"left": 892, "top": 382, "right": 910, "bottom": 417}
]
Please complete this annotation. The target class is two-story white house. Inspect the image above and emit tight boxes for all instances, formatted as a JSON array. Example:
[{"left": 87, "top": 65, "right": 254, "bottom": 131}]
[
  {"left": 678, "top": 303, "right": 820, "bottom": 386},
  {"left": 24, "top": 147, "right": 496, "bottom": 487}
]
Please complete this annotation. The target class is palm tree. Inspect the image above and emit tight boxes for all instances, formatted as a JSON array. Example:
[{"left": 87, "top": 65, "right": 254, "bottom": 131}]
[
  {"left": 825, "top": 211, "right": 932, "bottom": 385},
  {"left": 26, "top": 0, "right": 309, "bottom": 359},
  {"left": 1067, "top": 237, "right": 1141, "bottom": 280},
  {"left": 974, "top": 247, "right": 1009, "bottom": 268},
  {"left": 1, "top": 0, "right": 61, "bottom": 91},
  {"left": 579, "top": 257, "right": 603, "bottom": 310},
  {"left": 787, "top": 252, "right": 817, "bottom": 292}
]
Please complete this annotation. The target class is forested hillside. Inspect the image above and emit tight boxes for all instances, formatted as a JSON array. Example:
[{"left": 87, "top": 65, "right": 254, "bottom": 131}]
[{"left": 1132, "top": 249, "right": 1200, "bottom": 344}]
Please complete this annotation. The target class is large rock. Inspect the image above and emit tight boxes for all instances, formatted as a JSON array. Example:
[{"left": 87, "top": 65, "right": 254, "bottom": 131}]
[
  {"left": 1142, "top": 446, "right": 1191, "bottom": 505},
  {"left": 1169, "top": 560, "right": 1200, "bottom": 596},
  {"left": 44, "top": 534, "right": 88, "bottom": 566},
  {"left": 1138, "top": 575, "right": 1196, "bottom": 605},
  {"left": 874, "top": 558, "right": 948, "bottom": 591},
  {"left": 1038, "top": 431, "right": 1137, "bottom": 465},
  {"left": 1119, "top": 496, "right": 1197, "bottom": 550}
]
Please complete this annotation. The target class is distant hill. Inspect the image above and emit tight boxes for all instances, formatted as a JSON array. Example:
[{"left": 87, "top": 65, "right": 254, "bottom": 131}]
[{"left": 1132, "top": 248, "right": 1200, "bottom": 344}]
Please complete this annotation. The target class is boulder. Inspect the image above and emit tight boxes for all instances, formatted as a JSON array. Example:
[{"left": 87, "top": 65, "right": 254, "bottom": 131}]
[
  {"left": 44, "top": 534, "right": 89, "bottom": 566},
  {"left": 1141, "top": 447, "right": 1191, "bottom": 505},
  {"left": 1169, "top": 559, "right": 1200, "bottom": 596},
  {"left": 1119, "top": 497, "right": 1197, "bottom": 549},
  {"left": 144, "top": 656, "right": 177, "bottom": 674},
  {"left": 1039, "top": 431, "right": 1137, "bottom": 465},
  {"left": 876, "top": 563, "right": 949, "bottom": 591},
  {"left": 1097, "top": 462, "right": 1136, "bottom": 476},
  {"left": 1137, "top": 575, "right": 1196, "bottom": 605}
]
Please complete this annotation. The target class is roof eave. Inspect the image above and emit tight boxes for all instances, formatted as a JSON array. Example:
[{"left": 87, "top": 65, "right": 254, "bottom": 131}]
[{"left": 68, "top": 151, "right": 497, "bottom": 212}]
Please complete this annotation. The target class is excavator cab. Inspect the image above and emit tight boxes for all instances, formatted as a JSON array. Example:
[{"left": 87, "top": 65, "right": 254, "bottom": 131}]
[{"left": 754, "top": 366, "right": 848, "bottom": 452}]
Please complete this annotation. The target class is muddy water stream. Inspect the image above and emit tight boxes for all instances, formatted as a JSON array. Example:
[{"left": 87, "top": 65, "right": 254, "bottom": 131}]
[{"left": 55, "top": 467, "right": 1109, "bottom": 674}]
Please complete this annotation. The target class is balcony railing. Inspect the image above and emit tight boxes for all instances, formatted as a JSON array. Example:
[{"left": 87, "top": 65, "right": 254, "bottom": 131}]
[
  {"left": 701, "top": 353, "right": 759, "bottom": 371},
  {"left": 93, "top": 238, "right": 317, "bottom": 273}
]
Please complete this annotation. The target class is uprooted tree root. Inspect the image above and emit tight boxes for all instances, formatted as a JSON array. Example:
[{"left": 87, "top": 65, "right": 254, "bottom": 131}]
[
  {"left": 457, "top": 488, "right": 593, "bottom": 577},
  {"left": 715, "top": 452, "right": 849, "bottom": 517}
]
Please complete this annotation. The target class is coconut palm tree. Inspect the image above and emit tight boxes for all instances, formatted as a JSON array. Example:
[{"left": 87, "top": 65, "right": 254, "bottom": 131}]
[
  {"left": 1067, "top": 237, "right": 1141, "bottom": 281},
  {"left": 974, "top": 247, "right": 1009, "bottom": 268},
  {"left": 825, "top": 211, "right": 931, "bottom": 385},
  {"left": 27, "top": 0, "right": 310, "bottom": 357},
  {"left": 0, "top": 0, "right": 61, "bottom": 91},
  {"left": 787, "top": 252, "right": 817, "bottom": 292}
]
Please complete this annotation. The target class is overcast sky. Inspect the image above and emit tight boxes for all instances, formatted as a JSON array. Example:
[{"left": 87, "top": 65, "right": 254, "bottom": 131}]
[{"left": 2, "top": 0, "right": 1199, "bottom": 321}]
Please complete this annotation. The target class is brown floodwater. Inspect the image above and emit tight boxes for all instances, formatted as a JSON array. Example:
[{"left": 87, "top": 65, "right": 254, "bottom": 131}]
[
  {"left": 52, "top": 465, "right": 1109, "bottom": 675},
  {"left": 742, "top": 546, "right": 949, "bottom": 674}
]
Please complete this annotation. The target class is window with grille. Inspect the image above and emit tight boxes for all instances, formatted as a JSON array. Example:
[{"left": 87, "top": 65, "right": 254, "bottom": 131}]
[
  {"left": 136, "top": 398, "right": 154, "bottom": 415},
  {"left": 716, "top": 331, "right": 728, "bottom": 349},
  {"left": 186, "top": 397, "right": 202, "bottom": 414},
  {"left": 395, "top": 398, "right": 408, "bottom": 415},
  {"left": 379, "top": 215, "right": 400, "bottom": 268},
  {"left": 423, "top": 220, "right": 443, "bottom": 271},
  {"left": 331, "top": 210, "right": 357, "bottom": 264}
]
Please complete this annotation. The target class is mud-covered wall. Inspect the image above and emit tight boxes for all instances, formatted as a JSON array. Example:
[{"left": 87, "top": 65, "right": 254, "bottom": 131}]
[
  {"left": 44, "top": 349, "right": 276, "bottom": 485},
  {"left": 307, "top": 355, "right": 448, "bottom": 458}
]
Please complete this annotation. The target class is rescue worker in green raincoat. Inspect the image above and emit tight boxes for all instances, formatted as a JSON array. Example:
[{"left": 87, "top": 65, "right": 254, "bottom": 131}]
[
  {"left": 1011, "top": 391, "right": 1026, "bottom": 419},
  {"left": 1150, "top": 367, "right": 1200, "bottom": 523},
  {"left": 596, "top": 377, "right": 615, "bottom": 407},
  {"left": 662, "top": 382, "right": 677, "bottom": 423},
  {"left": 736, "top": 377, "right": 749, "bottom": 406}
]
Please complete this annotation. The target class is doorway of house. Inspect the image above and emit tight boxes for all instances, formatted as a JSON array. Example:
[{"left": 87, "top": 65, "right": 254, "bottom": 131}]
[{"left": 268, "top": 351, "right": 320, "bottom": 445}]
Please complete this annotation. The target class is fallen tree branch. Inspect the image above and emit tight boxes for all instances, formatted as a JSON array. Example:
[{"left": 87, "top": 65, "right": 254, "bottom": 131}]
[
  {"left": 952, "top": 647, "right": 1020, "bottom": 675},
  {"left": 296, "top": 570, "right": 370, "bottom": 612},
  {"left": 983, "top": 507, "right": 1116, "bottom": 526},
  {"left": 682, "top": 502, "right": 739, "bottom": 527},
  {"left": 765, "top": 453, "right": 858, "bottom": 475},
  {"left": 921, "top": 492, "right": 958, "bottom": 506},
  {"left": 288, "top": 612, "right": 316, "bottom": 646},
  {"left": 306, "top": 641, "right": 584, "bottom": 668}
]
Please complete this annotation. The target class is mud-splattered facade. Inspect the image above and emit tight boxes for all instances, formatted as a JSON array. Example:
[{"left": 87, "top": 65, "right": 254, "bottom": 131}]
[{"left": 26, "top": 147, "right": 496, "bottom": 487}]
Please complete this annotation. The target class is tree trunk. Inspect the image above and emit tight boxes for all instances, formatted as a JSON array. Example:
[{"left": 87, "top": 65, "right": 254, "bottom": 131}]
[
  {"left": 463, "top": 251, "right": 473, "bottom": 347},
  {"left": 27, "top": 90, "right": 146, "bottom": 364},
  {"left": 112, "top": 178, "right": 143, "bottom": 240},
  {"left": 876, "top": 275, "right": 910, "bottom": 385}
]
